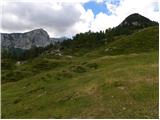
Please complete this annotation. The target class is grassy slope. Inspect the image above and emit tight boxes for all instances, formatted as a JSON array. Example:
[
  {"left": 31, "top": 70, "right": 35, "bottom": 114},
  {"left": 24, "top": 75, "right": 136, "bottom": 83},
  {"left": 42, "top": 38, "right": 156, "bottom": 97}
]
[
  {"left": 105, "top": 26, "right": 159, "bottom": 55},
  {"left": 2, "top": 51, "right": 158, "bottom": 118}
]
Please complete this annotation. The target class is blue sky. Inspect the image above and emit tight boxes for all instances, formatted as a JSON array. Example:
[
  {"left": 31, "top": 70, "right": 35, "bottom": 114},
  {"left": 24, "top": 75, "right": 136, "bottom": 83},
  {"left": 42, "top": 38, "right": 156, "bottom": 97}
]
[
  {"left": 84, "top": 1, "right": 111, "bottom": 15},
  {"left": 84, "top": 0, "right": 121, "bottom": 16}
]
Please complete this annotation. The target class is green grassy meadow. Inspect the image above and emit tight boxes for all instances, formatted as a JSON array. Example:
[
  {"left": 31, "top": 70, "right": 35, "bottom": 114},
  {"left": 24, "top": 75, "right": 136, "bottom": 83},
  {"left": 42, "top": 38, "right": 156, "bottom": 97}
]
[{"left": 2, "top": 51, "right": 159, "bottom": 118}]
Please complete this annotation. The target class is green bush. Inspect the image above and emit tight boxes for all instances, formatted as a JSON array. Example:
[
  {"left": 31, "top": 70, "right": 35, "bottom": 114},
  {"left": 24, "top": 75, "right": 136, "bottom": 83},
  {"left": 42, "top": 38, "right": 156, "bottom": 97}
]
[
  {"left": 111, "top": 80, "right": 126, "bottom": 87},
  {"left": 71, "top": 65, "right": 87, "bottom": 73},
  {"left": 86, "top": 63, "right": 98, "bottom": 69},
  {"left": 1, "top": 59, "right": 15, "bottom": 70},
  {"left": 32, "top": 59, "right": 61, "bottom": 70},
  {"left": 2, "top": 70, "right": 33, "bottom": 84},
  {"left": 55, "top": 70, "right": 73, "bottom": 80}
]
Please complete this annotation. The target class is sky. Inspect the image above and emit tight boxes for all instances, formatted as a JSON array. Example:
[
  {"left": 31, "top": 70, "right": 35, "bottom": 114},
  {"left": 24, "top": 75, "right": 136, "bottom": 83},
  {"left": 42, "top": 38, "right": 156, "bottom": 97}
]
[{"left": 0, "top": 0, "right": 159, "bottom": 37}]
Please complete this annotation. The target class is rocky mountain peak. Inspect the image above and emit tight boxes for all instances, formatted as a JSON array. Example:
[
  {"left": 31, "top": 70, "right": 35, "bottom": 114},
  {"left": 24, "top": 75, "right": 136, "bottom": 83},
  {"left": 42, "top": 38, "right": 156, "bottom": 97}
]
[
  {"left": 120, "top": 13, "right": 158, "bottom": 27},
  {"left": 1, "top": 28, "right": 51, "bottom": 49}
]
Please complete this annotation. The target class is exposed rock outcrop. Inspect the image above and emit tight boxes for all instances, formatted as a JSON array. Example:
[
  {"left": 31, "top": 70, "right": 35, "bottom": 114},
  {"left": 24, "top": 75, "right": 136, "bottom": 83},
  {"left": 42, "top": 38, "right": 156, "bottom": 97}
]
[{"left": 1, "top": 29, "right": 51, "bottom": 49}]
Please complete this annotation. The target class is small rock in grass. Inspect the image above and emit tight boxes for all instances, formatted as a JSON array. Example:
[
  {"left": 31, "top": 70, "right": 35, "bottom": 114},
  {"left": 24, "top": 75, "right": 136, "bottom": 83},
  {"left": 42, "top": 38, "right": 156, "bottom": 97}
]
[
  {"left": 118, "top": 86, "right": 125, "bottom": 90},
  {"left": 122, "top": 107, "right": 126, "bottom": 110}
]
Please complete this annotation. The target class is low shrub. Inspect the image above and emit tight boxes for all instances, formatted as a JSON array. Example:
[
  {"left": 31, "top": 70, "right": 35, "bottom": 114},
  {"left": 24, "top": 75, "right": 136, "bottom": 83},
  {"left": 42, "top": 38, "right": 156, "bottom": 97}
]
[
  {"left": 71, "top": 65, "right": 87, "bottom": 73},
  {"left": 86, "top": 63, "right": 98, "bottom": 69},
  {"left": 32, "top": 59, "right": 62, "bottom": 70},
  {"left": 55, "top": 70, "right": 73, "bottom": 80}
]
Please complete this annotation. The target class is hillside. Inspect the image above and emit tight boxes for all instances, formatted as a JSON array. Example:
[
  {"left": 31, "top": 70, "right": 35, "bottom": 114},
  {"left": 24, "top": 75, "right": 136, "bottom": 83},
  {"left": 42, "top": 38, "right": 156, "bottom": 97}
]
[
  {"left": 104, "top": 26, "right": 159, "bottom": 55},
  {"left": 1, "top": 13, "right": 159, "bottom": 118},
  {"left": 2, "top": 51, "right": 158, "bottom": 118},
  {"left": 2, "top": 28, "right": 159, "bottom": 118}
]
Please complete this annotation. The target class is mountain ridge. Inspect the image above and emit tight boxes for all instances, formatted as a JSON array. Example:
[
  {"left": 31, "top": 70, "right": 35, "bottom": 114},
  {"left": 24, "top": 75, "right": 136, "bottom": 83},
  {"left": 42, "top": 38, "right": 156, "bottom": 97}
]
[
  {"left": 1, "top": 13, "right": 158, "bottom": 50},
  {"left": 120, "top": 13, "right": 158, "bottom": 27},
  {"left": 1, "top": 29, "right": 67, "bottom": 49},
  {"left": 1, "top": 28, "right": 51, "bottom": 49}
]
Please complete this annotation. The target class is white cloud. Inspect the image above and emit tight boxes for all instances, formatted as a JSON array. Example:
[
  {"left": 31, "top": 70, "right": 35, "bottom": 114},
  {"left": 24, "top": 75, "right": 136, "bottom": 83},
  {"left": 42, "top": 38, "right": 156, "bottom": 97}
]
[
  {"left": 114, "top": 0, "right": 159, "bottom": 20},
  {"left": 1, "top": 2, "right": 95, "bottom": 37},
  {"left": 90, "top": 0, "right": 159, "bottom": 32},
  {"left": 0, "top": 0, "right": 159, "bottom": 37},
  {"left": 96, "top": 0, "right": 104, "bottom": 3},
  {"left": 1, "top": 2, "right": 86, "bottom": 37},
  {"left": 90, "top": 12, "right": 120, "bottom": 32}
]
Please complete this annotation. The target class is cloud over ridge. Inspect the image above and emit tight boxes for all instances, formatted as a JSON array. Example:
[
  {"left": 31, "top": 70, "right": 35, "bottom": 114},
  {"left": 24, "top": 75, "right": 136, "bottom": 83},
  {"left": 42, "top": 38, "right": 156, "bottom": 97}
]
[{"left": 1, "top": 0, "right": 159, "bottom": 37}]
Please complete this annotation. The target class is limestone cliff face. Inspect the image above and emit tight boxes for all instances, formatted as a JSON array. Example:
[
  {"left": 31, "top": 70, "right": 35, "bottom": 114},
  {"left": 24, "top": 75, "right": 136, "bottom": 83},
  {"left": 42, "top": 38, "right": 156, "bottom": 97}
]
[{"left": 1, "top": 29, "right": 51, "bottom": 49}]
